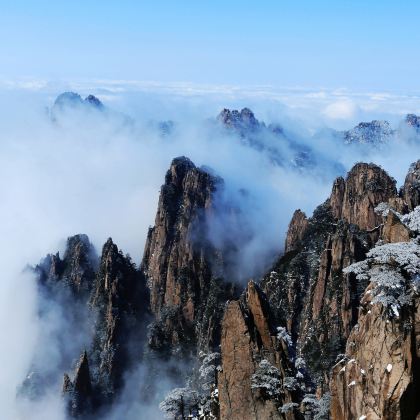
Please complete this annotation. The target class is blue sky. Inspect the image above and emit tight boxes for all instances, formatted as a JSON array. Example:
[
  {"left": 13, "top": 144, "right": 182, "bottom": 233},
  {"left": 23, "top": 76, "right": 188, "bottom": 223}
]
[{"left": 0, "top": 1, "right": 419, "bottom": 90}]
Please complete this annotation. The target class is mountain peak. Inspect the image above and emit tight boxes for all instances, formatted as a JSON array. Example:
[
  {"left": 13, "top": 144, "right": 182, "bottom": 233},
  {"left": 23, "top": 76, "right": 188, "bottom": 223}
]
[
  {"left": 52, "top": 92, "right": 104, "bottom": 114},
  {"left": 343, "top": 120, "right": 394, "bottom": 145},
  {"left": 405, "top": 113, "right": 420, "bottom": 131},
  {"left": 217, "top": 107, "right": 259, "bottom": 130},
  {"left": 84, "top": 94, "right": 104, "bottom": 109}
]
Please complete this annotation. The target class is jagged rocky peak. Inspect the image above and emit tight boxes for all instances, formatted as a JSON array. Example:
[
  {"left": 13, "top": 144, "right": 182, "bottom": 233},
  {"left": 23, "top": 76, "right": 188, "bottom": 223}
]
[
  {"left": 54, "top": 91, "right": 84, "bottom": 108},
  {"left": 84, "top": 94, "right": 104, "bottom": 109},
  {"left": 402, "top": 159, "right": 420, "bottom": 211},
  {"left": 52, "top": 91, "right": 104, "bottom": 114},
  {"left": 329, "top": 162, "right": 397, "bottom": 231},
  {"left": 405, "top": 113, "right": 420, "bottom": 131},
  {"left": 36, "top": 233, "right": 96, "bottom": 296},
  {"left": 217, "top": 107, "right": 260, "bottom": 131},
  {"left": 63, "top": 351, "right": 93, "bottom": 417},
  {"left": 218, "top": 281, "right": 301, "bottom": 420},
  {"left": 284, "top": 209, "right": 308, "bottom": 253},
  {"left": 343, "top": 119, "right": 394, "bottom": 145},
  {"left": 62, "top": 234, "right": 97, "bottom": 293},
  {"left": 142, "top": 156, "right": 220, "bottom": 316},
  {"left": 29, "top": 234, "right": 149, "bottom": 418},
  {"left": 62, "top": 237, "right": 147, "bottom": 417},
  {"left": 142, "top": 156, "right": 237, "bottom": 354},
  {"left": 330, "top": 231, "right": 420, "bottom": 419},
  {"left": 90, "top": 238, "right": 148, "bottom": 382}
]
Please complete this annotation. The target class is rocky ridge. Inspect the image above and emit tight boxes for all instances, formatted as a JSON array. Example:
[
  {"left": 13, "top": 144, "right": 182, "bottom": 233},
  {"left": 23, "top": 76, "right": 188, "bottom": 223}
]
[{"left": 22, "top": 153, "right": 420, "bottom": 419}]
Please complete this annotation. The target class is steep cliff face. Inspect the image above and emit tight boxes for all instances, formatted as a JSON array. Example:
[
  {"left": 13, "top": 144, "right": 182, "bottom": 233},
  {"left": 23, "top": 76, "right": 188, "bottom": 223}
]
[
  {"left": 262, "top": 162, "right": 400, "bottom": 391},
  {"left": 329, "top": 227, "right": 420, "bottom": 419},
  {"left": 36, "top": 233, "right": 97, "bottom": 298},
  {"left": 142, "top": 157, "right": 237, "bottom": 354},
  {"left": 19, "top": 235, "right": 97, "bottom": 402},
  {"left": 27, "top": 235, "right": 149, "bottom": 418},
  {"left": 88, "top": 238, "right": 148, "bottom": 400},
  {"left": 62, "top": 351, "right": 93, "bottom": 417},
  {"left": 284, "top": 210, "right": 308, "bottom": 253},
  {"left": 402, "top": 160, "right": 420, "bottom": 211},
  {"left": 330, "top": 296, "right": 419, "bottom": 420},
  {"left": 22, "top": 156, "right": 420, "bottom": 419},
  {"left": 330, "top": 162, "right": 397, "bottom": 231},
  {"left": 263, "top": 208, "right": 370, "bottom": 387},
  {"left": 218, "top": 282, "right": 301, "bottom": 420},
  {"left": 142, "top": 156, "right": 218, "bottom": 316}
]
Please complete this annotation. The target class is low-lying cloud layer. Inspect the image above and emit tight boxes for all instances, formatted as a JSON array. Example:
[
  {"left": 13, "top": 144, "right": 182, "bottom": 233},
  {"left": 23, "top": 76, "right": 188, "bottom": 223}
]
[{"left": 2, "top": 83, "right": 420, "bottom": 418}]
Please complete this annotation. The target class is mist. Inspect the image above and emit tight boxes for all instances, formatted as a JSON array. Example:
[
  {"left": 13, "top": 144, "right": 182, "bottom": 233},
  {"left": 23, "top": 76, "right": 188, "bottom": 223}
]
[{"left": 1, "top": 84, "right": 420, "bottom": 418}]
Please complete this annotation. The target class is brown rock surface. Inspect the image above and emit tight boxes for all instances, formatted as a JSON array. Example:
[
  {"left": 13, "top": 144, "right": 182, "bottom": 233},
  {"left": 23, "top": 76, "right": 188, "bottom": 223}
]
[
  {"left": 142, "top": 156, "right": 217, "bottom": 317},
  {"left": 142, "top": 156, "right": 236, "bottom": 352},
  {"left": 402, "top": 160, "right": 420, "bottom": 211},
  {"left": 285, "top": 209, "right": 308, "bottom": 253},
  {"left": 329, "top": 163, "right": 397, "bottom": 230},
  {"left": 330, "top": 290, "right": 420, "bottom": 419},
  {"left": 382, "top": 210, "right": 411, "bottom": 243},
  {"left": 218, "top": 282, "right": 298, "bottom": 420}
]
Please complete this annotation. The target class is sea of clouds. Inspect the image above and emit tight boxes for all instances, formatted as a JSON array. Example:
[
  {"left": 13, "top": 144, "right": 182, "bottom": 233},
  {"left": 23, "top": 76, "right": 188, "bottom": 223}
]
[{"left": 2, "top": 80, "right": 420, "bottom": 418}]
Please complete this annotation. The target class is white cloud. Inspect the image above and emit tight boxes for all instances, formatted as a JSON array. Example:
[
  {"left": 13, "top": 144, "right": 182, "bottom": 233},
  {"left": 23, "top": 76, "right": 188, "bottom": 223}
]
[{"left": 323, "top": 99, "right": 359, "bottom": 120}]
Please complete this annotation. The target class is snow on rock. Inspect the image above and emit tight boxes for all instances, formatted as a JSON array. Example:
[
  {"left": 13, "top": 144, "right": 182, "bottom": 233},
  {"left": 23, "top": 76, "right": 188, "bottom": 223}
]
[
  {"left": 344, "top": 239, "right": 420, "bottom": 317},
  {"left": 276, "top": 326, "right": 293, "bottom": 348},
  {"left": 401, "top": 206, "right": 420, "bottom": 232}
]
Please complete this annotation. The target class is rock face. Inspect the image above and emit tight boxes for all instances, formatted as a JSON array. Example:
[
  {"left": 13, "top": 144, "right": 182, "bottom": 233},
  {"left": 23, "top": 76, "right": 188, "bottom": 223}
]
[
  {"left": 23, "top": 156, "right": 420, "bottom": 419},
  {"left": 89, "top": 238, "right": 148, "bottom": 400},
  {"left": 262, "top": 204, "right": 370, "bottom": 387},
  {"left": 218, "top": 282, "right": 299, "bottom": 420},
  {"left": 142, "top": 156, "right": 237, "bottom": 354},
  {"left": 330, "top": 282, "right": 420, "bottom": 420},
  {"left": 261, "top": 162, "right": 400, "bottom": 392},
  {"left": 36, "top": 233, "right": 97, "bottom": 298},
  {"left": 382, "top": 210, "right": 411, "bottom": 243},
  {"left": 62, "top": 351, "right": 93, "bottom": 417},
  {"left": 402, "top": 160, "right": 420, "bottom": 211},
  {"left": 28, "top": 235, "right": 149, "bottom": 418},
  {"left": 330, "top": 163, "right": 397, "bottom": 231},
  {"left": 284, "top": 210, "right": 308, "bottom": 253}
]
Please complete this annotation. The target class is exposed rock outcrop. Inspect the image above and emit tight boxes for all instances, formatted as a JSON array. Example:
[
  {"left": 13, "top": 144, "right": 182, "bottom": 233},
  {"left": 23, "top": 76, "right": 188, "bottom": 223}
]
[
  {"left": 402, "top": 160, "right": 420, "bottom": 211},
  {"left": 262, "top": 205, "right": 370, "bottom": 387},
  {"left": 142, "top": 156, "right": 237, "bottom": 354},
  {"left": 36, "top": 233, "right": 97, "bottom": 298},
  {"left": 330, "top": 284, "right": 419, "bottom": 419},
  {"left": 261, "top": 162, "right": 400, "bottom": 392},
  {"left": 63, "top": 351, "right": 93, "bottom": 417},
  {"left": 330, "top": 162, "right": 397, "bottom": 231},
  {"left": 89, "top": 238, "right": 148, "bottom": 400},
  {"left": 382, "top": 210, "right": 411, "bottom": 243},
  {"left": 218, "top": 282, "right": 300, "bottom": 420},
  {"left": 285, "top": 210, "right": 308, "bottom": 253},
  {"left": 25, "top": 235, "right": 149, "bottom": 418},
  {"left": 22, "top": 156, "right": 420, "bottom": 419}
]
